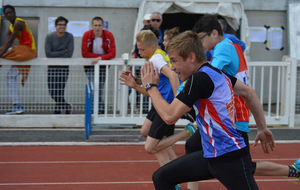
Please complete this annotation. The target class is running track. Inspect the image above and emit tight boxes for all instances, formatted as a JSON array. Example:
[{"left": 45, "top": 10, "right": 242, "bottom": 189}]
[{"left": 0, "top": 143, "right": 299, "bottom": 190}]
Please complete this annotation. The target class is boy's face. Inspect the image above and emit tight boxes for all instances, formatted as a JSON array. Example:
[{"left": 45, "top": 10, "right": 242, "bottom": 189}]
[
  {"left": 163, "top": 35, "right": 170, "bottom": 49},
  {"left": 197, "top": 31, "right": 215, "bottom": 52},
  {"left": 137, "top": 42, "right": 156, "bottom": 59},
  {"left": 168, "top": 50, "right": 193, "bottom": 82}
]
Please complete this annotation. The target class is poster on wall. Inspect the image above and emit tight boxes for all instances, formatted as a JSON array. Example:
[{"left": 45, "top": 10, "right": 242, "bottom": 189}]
[
  {"left": 48, "top": 17, "right": 89, "bottom": 37},
  {"left": 48, "top": 17, "right": 57, "bottom": 34},
  {"left": 266, "top": 27, "right": 283, "bottom": 50},
  {"left": 249, "top": 26, "right": 267, "bottom": 42},
  {"left": 67, "top": 21, "right": 90, "bottom": 37}
]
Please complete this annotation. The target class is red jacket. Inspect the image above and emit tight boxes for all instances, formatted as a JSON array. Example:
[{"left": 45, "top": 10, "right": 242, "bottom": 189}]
[{"left": 81, "top": 29, "right": 116, "bottom": 60}]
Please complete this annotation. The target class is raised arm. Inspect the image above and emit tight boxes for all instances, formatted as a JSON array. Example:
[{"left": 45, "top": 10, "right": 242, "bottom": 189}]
[
  {"left": 119, "top": 70, "right": 149, "bottom": 97},
  {"left": 141, "top": 62, "right": 189, "bottom": 124}
]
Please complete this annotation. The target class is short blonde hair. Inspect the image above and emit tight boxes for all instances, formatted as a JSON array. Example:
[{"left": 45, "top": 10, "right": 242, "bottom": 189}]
[
  {"left": 166, "top": 30, "right": 206, "bottom": 63},
  {"left": 136, "top": 30, "right": 158, "bottom": 46}
]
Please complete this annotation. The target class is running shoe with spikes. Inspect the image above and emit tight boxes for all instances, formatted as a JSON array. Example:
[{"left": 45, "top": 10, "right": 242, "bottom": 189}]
[{"left": 184, "top": 122, "right": 198, "bottom": 137}]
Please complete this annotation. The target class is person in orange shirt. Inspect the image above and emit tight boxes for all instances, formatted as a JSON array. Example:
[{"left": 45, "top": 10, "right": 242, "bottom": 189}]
[{"left": 0, "top": 4, "right": 37, "bottom": 114}]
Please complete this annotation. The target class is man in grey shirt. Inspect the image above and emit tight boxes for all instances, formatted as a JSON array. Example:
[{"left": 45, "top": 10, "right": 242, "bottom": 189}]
[{"left": 45, "top": 16, "right": 74, "bottom": 114}]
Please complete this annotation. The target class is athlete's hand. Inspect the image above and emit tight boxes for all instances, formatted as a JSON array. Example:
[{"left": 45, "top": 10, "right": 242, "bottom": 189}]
[
  {"left": 141, "top": 61, "right": 159, "bottom": 86},
  {"left": 253, "top": 128, "right": 275, "bottom": 154},
  {"left": 119, "top": 71, "right": 137, "bottom": 88}
]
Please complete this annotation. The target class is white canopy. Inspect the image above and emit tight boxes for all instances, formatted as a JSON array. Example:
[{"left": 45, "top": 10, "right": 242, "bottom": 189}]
[{"left": 133, "top": 0, "right": 250, "bottom": 60}]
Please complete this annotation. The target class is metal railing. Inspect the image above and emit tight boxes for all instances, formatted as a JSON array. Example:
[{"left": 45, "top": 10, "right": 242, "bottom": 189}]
[
  {"left": 0, "top": 56, "right": 298, "bottom": 128},
  {"left": 247, "top": 56, "right": 297, "bottom": 127}
]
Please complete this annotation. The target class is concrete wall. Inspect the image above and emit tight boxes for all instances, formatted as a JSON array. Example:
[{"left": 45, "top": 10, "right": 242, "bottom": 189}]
[
  {"left": 241, "top": 0, "right": 288, "bottom": 10},
  {"left": 245, "top": 10, "right": 288, "bottom": 61},
  {"left": 1, "top": 0, "right": 297, "bottom": 61},
  {"left": 1, "top": 0, "right": 140, "bottom": 58},
  {"left": 241, "top": 0, "right": 291, "bottom": 61}
]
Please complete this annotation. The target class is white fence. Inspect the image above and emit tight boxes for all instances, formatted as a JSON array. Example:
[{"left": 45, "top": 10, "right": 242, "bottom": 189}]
[
  {"left": 0, "top": 56, "right": 298, "bottom": 128},
  {"left": 247, "top": 56, "right": 297, "bottom": 127}
]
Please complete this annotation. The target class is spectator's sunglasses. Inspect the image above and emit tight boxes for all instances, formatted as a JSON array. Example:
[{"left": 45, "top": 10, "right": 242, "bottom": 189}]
[{"left": 151, "top": 19, "right": 161, "bottom": 22}]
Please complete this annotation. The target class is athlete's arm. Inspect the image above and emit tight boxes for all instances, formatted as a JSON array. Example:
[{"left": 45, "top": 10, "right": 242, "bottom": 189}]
[
  {"left": 233, "top": 79, "right": 275, "bottom": 154},
  {"left": 0, "top": 21, "right": 25, "bottom": 56},
  {"left": 141, "top": 62, "right": 189, "bottom": 124},
  {"left": 119, "top": 70, "right": 149, "bottom": 97},
  {"left": 160, "top": 64, "right": 180, "bottom": 96}
]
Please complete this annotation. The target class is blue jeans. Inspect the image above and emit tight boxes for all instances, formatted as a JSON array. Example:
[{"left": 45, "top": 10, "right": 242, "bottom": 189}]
[{"left": 6, "top": 65, "right": 20, "bottom": 105}]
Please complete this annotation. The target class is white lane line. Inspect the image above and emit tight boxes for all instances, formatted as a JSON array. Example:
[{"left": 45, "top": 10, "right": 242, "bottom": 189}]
[
  {"left": 0, "top": 181, "right": 153, "bottom": 186},
  {"left": 0, "top": 160, "right": 158, "bottom": 164},
  {"left": 0, "top": 158, "right": 298, "bottom": 165},
  {"left": 0, "top": 140, "right": 299, "bottom": 146},
  {"left": 0, "top": 179, "right": 298, "bottom": 186},
  {"left": 252, "top": 158, "right": 300, "bottom": 161}
]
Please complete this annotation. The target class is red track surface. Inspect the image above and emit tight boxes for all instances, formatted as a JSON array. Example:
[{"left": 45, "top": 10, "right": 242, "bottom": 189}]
[{"left": 0, "top": 143, "right": 299, "bottom": 190}]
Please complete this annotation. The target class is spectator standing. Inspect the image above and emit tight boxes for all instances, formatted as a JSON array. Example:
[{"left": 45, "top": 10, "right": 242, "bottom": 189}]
[
  {"left": 0, "top": 5, "right": 37, "bottom": 114},
  {"left": 45, "top": 16, "right": 74, "bottom": 114},
  {"left": 143, "top": 13, "right": 151, "bottom": 26},
  {"left": 81, "top": 16, "right": 116, "bottom": 114},
  {"left": 150, "top": 12, "right": 164, "bottom": 50}
]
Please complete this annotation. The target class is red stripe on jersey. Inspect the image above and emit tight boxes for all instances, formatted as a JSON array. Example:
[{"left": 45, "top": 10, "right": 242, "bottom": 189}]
[{"left": 199, "top": 98, "right": 243, "bottom": 151}]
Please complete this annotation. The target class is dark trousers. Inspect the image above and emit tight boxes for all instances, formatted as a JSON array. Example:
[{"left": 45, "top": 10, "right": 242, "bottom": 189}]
[
  {"left": 153, "top": 148, "right": 258, "bottom": 190},
  {"left": 153, "top": 129, "right": 258, "bottom": 190},
  {"left": 47, "top": 66, "right": 69, "bottom": 110}
]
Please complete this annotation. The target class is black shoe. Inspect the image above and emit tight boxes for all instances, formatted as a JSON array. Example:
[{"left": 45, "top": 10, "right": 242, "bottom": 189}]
[
  {"left": 65, "top": 104, "right": 72, "bottom": 114},
  {"left": 54, "top": 110, "right": 61, "bottom": 114}
]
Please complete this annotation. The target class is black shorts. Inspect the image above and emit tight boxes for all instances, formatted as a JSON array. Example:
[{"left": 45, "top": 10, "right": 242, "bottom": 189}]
[
  {"left": 185, "top": 128, "right": 257, "bottom": 174},
  {"left": 146, "top": 106, "right": 175, "bottom": 140},
  {"left": 239, "top": 131, "right": 257, "bottom": 174}
]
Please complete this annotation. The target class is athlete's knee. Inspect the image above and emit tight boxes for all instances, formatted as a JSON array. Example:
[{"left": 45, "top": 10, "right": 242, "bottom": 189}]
[
  {"left": 152, "top": 167, "right": 168, "bottom": 189},
  {"left": 152, "top": 169, "right": 161, "bottom": 186},
  {"left": 140, "top": 127, "right": 148, "bottom": 137},
  {"left": 144, "top": 143, "right": 156, "bottom": 154}
]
